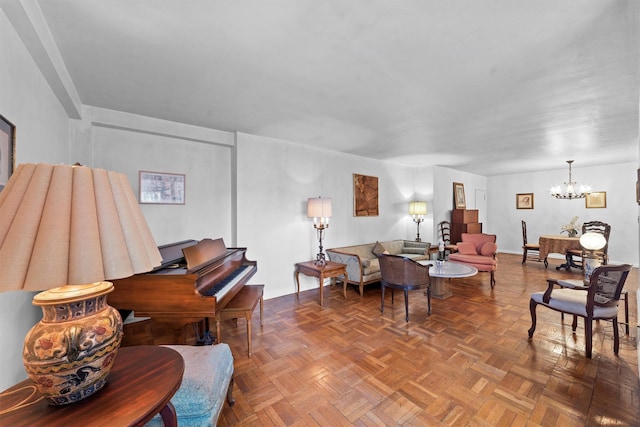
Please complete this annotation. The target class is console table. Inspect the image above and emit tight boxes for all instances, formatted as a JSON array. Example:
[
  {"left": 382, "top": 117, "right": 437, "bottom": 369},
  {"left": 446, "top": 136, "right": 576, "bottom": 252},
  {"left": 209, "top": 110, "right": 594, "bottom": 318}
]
[{"left": 0, "top": 346, "right": 184, "bottom": 427}]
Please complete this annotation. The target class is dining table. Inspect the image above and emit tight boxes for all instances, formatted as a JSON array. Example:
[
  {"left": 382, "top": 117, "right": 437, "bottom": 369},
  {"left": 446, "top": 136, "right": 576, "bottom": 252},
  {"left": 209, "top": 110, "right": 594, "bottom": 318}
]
[{"left": 538, "top": 234, "right": 582, "bottom": 270}]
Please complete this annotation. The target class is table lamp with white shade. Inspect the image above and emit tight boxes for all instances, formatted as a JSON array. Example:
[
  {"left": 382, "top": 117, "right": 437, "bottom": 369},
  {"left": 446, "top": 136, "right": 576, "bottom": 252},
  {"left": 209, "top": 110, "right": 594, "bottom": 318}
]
[
  {"left": 580, "top": 232, "right": 607, "bottom": 283},
  {"left": 307, "top": 196, "right": 332, "bottom": 266},
  {"left": 0, "top": 163, "right": 162, "bottom": 405}
]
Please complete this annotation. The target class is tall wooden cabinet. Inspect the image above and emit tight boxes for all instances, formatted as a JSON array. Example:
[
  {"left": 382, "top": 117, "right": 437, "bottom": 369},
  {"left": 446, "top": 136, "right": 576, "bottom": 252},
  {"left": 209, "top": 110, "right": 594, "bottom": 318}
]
[{"left": 451, "top": 209, "right": 482, "bottom": 243}]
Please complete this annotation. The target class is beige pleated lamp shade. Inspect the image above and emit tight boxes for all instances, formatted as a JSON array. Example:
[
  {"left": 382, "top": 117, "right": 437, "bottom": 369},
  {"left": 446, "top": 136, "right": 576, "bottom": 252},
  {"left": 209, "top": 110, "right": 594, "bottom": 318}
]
[{"left": 0, "top": 163, "right": 162, "bottom": 291}]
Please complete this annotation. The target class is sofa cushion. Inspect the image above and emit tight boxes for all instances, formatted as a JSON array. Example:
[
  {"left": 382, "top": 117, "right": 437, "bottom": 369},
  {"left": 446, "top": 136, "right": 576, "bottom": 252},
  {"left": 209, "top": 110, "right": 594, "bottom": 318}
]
[
  {"left": 461, "top": 233, "right": 497, "bottom": 253},
  {"left": 480, "top": 242, "right": 497, "bottom": 257},
  {"left": 382, "top": 240, "right": 404, "bottom": 255},
  {"left": 372, "top": 241, "right": 387, "bottom": 255},
  {"left": 456, "top": 241, "right": 477, "bottom": 255},
  {"left": 363, "top": 257, "right": 380, "bottom": 275},
  {"left": 449, "top": 253, "right": 497, "bottom": 267}
]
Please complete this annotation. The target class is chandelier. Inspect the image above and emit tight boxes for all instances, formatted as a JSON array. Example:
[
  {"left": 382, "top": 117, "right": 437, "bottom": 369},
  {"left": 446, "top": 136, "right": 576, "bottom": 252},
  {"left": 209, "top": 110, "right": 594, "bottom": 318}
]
[{"left": 550, "top": 160, "right": 591, "bottom": 199}]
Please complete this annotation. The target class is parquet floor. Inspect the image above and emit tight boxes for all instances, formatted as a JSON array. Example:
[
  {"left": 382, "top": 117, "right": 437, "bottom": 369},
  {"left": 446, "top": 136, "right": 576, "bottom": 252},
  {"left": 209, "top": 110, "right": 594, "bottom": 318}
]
[{"left": 215, "top": 254, "right": 638, "bottom": 426}]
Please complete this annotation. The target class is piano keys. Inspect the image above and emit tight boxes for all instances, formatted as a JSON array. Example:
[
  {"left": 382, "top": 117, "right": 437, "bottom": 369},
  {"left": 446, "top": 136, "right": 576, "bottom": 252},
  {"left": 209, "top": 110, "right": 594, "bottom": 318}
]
[{"left": 109, "top": 238, "right": 257, "bottom": 344}]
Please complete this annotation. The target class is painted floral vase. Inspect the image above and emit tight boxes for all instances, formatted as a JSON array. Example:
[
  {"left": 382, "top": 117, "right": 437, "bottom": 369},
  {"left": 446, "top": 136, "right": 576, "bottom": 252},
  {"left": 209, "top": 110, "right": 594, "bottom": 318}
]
[{"left": 22, "top": 282, "right": 123, "bottom": 405}]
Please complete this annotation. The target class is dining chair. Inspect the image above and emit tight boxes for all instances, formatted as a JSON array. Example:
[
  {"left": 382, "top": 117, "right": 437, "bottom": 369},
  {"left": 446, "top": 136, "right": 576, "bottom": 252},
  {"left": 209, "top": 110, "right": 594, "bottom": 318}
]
[
  {"left": 566, "top": 221, "right": 611, "bottom": 268},
  {"left": 528, "top": 263, "right": 631, "bottom": 358},
  {"left": 378, "top": 254, "right": 431, "bottom": 322},
  {"left": 521, "top": 220, "right": 543, "bottom": 265},
  {"left": 437, "top": 221, "right": 457, "bottom": 258}
]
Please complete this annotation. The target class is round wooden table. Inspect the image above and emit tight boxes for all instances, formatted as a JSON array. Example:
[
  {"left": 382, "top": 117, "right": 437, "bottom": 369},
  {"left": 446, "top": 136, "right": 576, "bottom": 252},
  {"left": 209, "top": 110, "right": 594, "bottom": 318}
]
[{"left": 0, "top": 346, "right": 184, "bottom": 427}]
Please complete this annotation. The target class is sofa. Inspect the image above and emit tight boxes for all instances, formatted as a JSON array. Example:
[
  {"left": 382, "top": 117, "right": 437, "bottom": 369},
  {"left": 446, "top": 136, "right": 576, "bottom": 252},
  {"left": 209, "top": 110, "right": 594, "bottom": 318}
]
[
  {"left": 327, "top": 240, "right": 431, "bottom": 296},
  {"left": 448, "top": 233, "right": 498, "bottom": 288}
]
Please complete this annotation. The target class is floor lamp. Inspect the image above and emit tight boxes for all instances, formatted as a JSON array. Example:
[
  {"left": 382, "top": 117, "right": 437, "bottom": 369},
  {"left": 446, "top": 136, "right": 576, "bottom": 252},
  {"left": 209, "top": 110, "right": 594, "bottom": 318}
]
[{"left": 308, "top": 197, "right": 332, "bottom": 266}]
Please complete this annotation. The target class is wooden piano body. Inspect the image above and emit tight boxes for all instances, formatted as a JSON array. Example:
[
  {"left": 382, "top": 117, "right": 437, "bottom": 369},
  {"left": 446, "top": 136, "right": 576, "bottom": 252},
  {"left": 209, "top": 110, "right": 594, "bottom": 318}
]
[{"left": 110, "top": 238, "right": 257, "bottom": 344}]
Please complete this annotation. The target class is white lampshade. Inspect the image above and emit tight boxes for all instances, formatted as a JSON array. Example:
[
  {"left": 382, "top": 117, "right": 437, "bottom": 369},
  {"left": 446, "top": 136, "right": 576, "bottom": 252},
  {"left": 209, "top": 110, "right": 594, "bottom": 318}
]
[
  {"left": 409, "top": 201, "right": 427, "bottom": 216},
  {"left": 0, "top": 163, "right": 162, "bottom": 291},
  {"left": 580, "top": 232, "right": 607, "bottom": 251},
  {"left": 307, "top": 197, "right": 332, "bottom": 218}
]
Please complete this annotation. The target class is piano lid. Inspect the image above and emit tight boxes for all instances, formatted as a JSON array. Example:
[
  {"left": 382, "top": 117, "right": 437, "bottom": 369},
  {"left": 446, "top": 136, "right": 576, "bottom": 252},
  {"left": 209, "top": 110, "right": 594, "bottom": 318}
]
[{"left": 183, "top": 238, "right": 229, "bottom": 270}]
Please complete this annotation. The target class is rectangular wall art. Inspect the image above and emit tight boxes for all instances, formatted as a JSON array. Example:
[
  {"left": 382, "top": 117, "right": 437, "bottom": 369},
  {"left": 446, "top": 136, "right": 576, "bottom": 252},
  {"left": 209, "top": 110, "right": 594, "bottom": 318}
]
[
  {"left": 353, "top": 173, "right": 379, "bottom": 216},
  {"left": 516, "top": 193, "right": 534, "bottom": 209},
  {"left": 585, "top": 191, "right": 606, "bottom": 209},
  {"left": 0, "top": 114, "right": 16, "bottom": 192},
  {"left": 139, "top": 171, "right": 186, "bottom": 204}
]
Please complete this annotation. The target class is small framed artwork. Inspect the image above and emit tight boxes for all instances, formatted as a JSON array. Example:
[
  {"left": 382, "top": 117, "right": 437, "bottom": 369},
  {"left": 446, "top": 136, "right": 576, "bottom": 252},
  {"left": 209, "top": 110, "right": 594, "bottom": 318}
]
[
  {"left": 585, "top": 191, "right": 606, "bottom": 209},
  {"left": 139, "top": 171, "right": 185, "bottom": 204},
  {"left": 353, "top": 173, "right": 379, "bottom": 216},
  {"left": 453, "top": 182, "right": 466, "bottom": 209},
  {"left": 637, "top": 169, "right": 640, "bottom": 205},
  {"left": 0, "top": 114, "right": 16, "bottom": 192},
  {"left": 516, "top": 193, "right": 534, "bottom": 209}
]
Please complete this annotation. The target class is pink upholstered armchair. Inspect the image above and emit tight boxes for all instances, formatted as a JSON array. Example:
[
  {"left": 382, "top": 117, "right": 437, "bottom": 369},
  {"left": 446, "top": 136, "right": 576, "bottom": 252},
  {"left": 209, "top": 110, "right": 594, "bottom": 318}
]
[{"left": 448, "top": 233, "right": 498, "bottom": 287}]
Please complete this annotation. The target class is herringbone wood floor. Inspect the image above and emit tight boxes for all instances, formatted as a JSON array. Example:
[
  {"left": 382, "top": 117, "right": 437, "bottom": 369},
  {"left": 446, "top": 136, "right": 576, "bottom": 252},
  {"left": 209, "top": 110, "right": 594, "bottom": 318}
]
[{"left": 181, "top": 253, "right": 639, "bottom": 426}]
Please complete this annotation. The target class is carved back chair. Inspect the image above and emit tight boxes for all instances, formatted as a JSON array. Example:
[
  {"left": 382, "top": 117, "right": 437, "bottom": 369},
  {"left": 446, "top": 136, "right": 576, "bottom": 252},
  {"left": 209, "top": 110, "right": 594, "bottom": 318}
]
[
  {"left": 377, "top": 254, "right": 431, "bottom": 322},
  {"left": 437, "top": 221, "right": 457, "bottom": 257},
  {"left": 521, "top": 220, "right": 543, "bottom": 265},
  {"left": 528, "top": 263, "right": 631, "bottom": 358},
  {"left": 566, "top": 221, "right": 611, "bottom": 268}
]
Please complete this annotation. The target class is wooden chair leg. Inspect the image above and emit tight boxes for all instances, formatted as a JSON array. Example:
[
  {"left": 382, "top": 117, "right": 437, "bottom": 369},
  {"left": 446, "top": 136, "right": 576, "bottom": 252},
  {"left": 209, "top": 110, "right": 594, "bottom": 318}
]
[
  {"left": 528, "top": 299, "right": 537, "bottom": 338},
  {"left": 613, "top": 317, "right": 620, "bottom": 354},
  {"left": 585, "top": 318, "right": 593, "bottom": 358},
  {"left": 403, "top": 289, "right": 409, "bottom": 322}
]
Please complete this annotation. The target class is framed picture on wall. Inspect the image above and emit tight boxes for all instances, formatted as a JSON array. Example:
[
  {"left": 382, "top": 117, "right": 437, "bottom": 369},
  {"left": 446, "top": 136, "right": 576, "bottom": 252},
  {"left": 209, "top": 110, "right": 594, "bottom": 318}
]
[
  {"left": 0, "top": 114, "right": 16, "bottom": 192},
  {"left": 353, "top": 173, "right": 379, "bottom": 216},
  {"left": 585, "top": 191, "right": 606, "bottom": 209},
  {"left": 453, "top": 182, "right": 466, "bottom": 209},
  {"left": 139, "top": 171, "right": 186, "bottom": 204},
  {"left": 516, "top": 193, "right": 534, "bottom": 209}
]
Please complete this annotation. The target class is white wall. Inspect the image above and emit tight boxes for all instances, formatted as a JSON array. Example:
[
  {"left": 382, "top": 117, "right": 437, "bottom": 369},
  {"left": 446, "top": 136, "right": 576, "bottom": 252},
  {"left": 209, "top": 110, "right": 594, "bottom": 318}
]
[
  {"left": 432, "top": 166, "right": 488, "bottom": 238},
  {"left": 89, "top": 126, "right": 234, "bottom": 246},
  {"left": 487, "top": 162, "right": 638, "bottom": 265},
  {"left": 235, "top": 132, "right": 421, "bottom": 299},
  {"left": 0, "top": 9, "right": 71, "bottom": 389}
]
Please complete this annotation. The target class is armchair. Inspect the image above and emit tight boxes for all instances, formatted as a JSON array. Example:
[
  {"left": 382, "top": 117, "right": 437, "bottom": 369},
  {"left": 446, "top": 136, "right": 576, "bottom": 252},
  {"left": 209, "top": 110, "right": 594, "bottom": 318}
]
[
  {"left": 528, "top": 264, "right": 631, "bottom": 358},
  {"left": 448, "top": 233, "right": 497, "bottom": 287},
  {"left": 378, "top": 254, "right": 431, "bottom": 322}
]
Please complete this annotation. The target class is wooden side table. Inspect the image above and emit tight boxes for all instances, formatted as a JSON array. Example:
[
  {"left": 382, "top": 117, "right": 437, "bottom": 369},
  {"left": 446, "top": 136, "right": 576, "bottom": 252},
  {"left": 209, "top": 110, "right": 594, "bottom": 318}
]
[
  {"left": 0, "top": 346, "right": 184, "bottom": 427},
  {"left": 294, "top": 261, "right": 348, "bottom": 306},
  {"left": 216, "top": 284, "right": 264, "bottom": 357}
]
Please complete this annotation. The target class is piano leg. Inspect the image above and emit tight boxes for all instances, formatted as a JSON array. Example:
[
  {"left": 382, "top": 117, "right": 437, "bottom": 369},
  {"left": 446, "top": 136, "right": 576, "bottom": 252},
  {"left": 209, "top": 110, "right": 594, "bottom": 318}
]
[{"left": 194, "top": 319, "right": 216, "bottom": 346}]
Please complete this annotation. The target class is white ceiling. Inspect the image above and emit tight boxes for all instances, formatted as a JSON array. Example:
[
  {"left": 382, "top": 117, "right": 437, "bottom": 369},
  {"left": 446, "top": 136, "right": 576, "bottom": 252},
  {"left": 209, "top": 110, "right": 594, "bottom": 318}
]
[{"left": 27, "top": 1, "right": 640, "bottom": 175}]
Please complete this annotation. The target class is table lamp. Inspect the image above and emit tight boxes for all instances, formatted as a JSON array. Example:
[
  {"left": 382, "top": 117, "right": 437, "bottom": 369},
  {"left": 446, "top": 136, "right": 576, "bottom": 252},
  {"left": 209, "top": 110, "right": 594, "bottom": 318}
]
[
  {"left": 580, "top": 232, "right": 607, "bottom": 283},
  {"left": 307, "top": 197, "right": 332, "bottom": 266},
  {"left": 0, "top": 163, "right": 162, "bottom": 405},
  {"left": 409, "top": 201, "right": 427, "bottom": 242}
]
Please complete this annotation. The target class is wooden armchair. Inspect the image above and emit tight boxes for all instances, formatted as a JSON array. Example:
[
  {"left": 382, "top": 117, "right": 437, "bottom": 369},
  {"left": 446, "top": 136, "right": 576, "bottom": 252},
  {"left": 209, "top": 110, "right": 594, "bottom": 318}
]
[
  {"left": 448, "top": 233, "right": 497, "bottom": 287},
  {"left": 378, "top": 254, "right": 431, "bottom": 322},
  {"left": 528, "top": 263, "right": 631, "bottom": 358}
]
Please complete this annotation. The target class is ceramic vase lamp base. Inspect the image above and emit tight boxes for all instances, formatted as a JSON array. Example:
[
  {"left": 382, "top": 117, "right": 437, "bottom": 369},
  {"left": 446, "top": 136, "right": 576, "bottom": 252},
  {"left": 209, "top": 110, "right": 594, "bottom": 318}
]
[{"left": 22, "top": 281, "right": 123, "bottom": 405}]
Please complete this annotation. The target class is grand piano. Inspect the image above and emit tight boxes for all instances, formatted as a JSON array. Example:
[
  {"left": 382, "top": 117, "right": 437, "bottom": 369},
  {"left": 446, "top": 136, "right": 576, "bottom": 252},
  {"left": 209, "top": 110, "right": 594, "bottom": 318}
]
[{"left": 109, "top": 238, "right": 257, "bottom": 344}]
